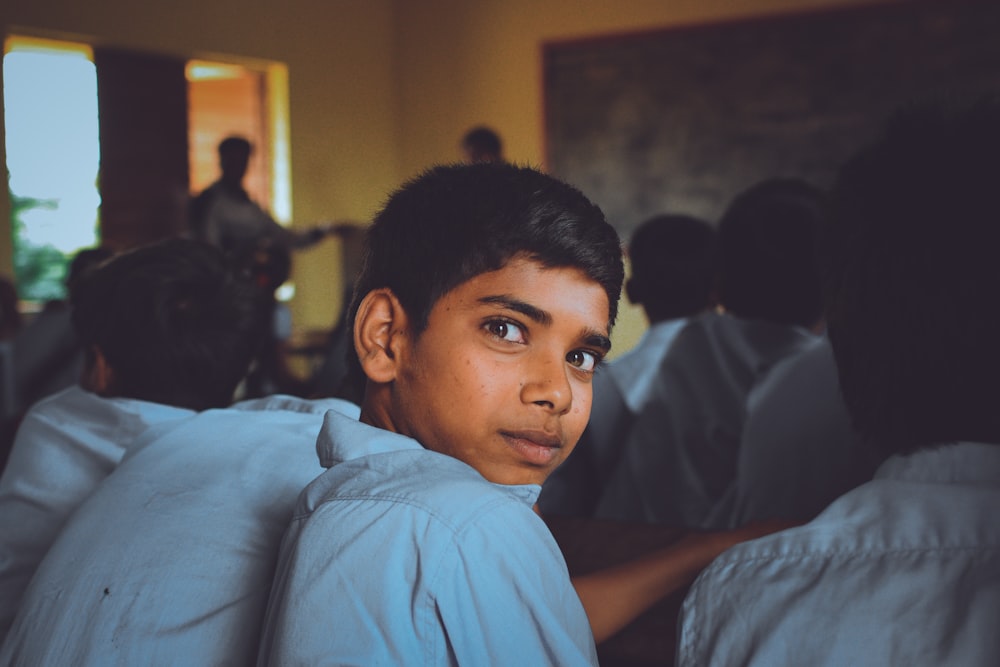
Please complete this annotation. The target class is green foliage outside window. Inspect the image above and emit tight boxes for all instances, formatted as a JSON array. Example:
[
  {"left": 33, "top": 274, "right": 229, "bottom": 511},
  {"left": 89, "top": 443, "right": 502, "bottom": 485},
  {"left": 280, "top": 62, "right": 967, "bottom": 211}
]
[{"left": 9, "top": 190, "right": 70, "bottom": 302}]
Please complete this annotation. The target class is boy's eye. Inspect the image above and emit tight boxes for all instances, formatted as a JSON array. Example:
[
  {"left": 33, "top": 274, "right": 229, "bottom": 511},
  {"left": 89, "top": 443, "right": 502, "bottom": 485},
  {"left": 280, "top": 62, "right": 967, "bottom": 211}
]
[
  {"left": 485, "top": 319, "right": 526, "bottom": 343},
  {"left": 566, "top": 349, "right": 599, "bottom": 372}
]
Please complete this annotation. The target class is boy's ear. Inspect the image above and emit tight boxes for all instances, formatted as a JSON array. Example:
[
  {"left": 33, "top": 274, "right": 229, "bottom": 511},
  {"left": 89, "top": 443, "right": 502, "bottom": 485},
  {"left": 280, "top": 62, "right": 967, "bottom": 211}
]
[{"left": 354, "top": 288, "right": 409, "bottom": 384}]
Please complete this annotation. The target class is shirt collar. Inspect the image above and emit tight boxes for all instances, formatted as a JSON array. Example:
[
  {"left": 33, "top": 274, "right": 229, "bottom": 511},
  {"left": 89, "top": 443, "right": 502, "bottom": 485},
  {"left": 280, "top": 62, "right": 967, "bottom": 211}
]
[
  {"left": 316, "top": 410, "right": 542, "bottom": 506},
  {"left": 876, "top": 441, "right": 1000, "bottom": 486}
]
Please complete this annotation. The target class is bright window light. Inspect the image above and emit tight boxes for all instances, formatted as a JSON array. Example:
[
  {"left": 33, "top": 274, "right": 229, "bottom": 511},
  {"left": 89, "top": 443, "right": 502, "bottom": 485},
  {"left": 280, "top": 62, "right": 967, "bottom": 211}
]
[{"left": 4, "top": 37, "right": 101, "bottom": 301}]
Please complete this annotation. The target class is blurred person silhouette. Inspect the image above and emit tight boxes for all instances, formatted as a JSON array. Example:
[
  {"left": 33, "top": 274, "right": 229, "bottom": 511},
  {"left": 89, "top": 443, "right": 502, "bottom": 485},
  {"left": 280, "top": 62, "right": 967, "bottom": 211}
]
[
  {"left": 461, "top": 125, "right": 504, "bottom": 164},
  {"left": 11, "top": 246, "right": 115, "bottom": 416},
  {"left": 2, "top": 247, "right": 115, "bottom": 472},
  {"left": 595, "top": 178, "right": 826, "bottom": 528},
  {"left": 0, "top": 278, "right": 22, "bottom": 343},
  {"left": 306, "top": 221, "right": 368, "bottom": 404},
  {"left": 539, "top": 214, "right": 718, "bottom": 516},
  {"left": 0, "top": 391, "right": 359, "bottom": 666},
  {"left": 705, "top": 334, "right": 880, "bottom": 529},
  {"left": 0, "top": 238, "right": 263, "bottom": 640},
  {"left": 0, "top": 276, "right": 22, "bottom": 466},
  {"left": 189, "top": 135, "right": 335, "bottom": 259}
]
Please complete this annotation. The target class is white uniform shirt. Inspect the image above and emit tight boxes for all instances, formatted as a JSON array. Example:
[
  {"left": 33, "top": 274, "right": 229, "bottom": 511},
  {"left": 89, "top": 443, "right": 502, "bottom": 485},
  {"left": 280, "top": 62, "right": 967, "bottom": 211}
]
[
  {"left": 595, "top": 312, "right": 816, "bottom": 527},
  {"left": 0, "top": 395, "right": 358, "bottom": 666},
  {"left": 678, "top": 442, "right": 1000, "bottom": 666},
  {"left": 707, "top": 337, "right": 878, "bottom": 528},
  {"left": 0, "top": 386, "right": 194, "bottom": 639}
]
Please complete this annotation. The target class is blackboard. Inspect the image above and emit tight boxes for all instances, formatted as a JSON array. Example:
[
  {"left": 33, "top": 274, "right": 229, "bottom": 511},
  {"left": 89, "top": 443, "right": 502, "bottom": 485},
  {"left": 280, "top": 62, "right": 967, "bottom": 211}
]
[{"left": 543, "top": 1, "right": 1000, "bottom": 242}]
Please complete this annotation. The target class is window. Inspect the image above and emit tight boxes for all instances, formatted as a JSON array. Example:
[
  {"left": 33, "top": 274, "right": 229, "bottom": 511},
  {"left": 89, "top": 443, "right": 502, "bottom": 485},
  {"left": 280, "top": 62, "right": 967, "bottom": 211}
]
[
  {"left": 3, "top": 37, "right": 100, "bottom": 302},
  {"left": 3, "top": 39, "right": 291, "bottom": 302}
]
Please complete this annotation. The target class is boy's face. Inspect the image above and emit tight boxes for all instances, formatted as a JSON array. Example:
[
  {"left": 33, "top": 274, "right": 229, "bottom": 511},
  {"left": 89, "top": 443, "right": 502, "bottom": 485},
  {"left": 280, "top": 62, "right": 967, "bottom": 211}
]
[{"left": 383, "top": 257, "right": 611, "bottom": 486}]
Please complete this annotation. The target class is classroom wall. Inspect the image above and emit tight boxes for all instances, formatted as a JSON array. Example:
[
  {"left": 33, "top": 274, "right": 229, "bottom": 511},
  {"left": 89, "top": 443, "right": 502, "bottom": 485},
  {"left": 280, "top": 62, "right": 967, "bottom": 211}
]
[
  {"left": 391, "top": 0, "right": 881, "bottom": 354},
  {"left": 2, "top": 0, "right": 878, "bottom": 352}
]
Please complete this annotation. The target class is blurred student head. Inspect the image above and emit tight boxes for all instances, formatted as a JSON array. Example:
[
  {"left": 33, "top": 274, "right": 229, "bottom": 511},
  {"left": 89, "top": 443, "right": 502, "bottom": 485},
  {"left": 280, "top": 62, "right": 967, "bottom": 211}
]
[
  {"left": 217, "top": 135, "right": 253, "bottom": 185},
  {"left": 824, "top": 96, "right": 1000, "bottom": 456},
  {"left": 461, "top": 126, "right": 504, "bottom": 164},
  {"left": 717, "top": 178, "right": 827, "bottom": 330},
  {"left": 72, "top": 238, "right": 263, "bottom": 410},
  {"left": 625, "top": 214, "right": 717, "bottom": 323}
]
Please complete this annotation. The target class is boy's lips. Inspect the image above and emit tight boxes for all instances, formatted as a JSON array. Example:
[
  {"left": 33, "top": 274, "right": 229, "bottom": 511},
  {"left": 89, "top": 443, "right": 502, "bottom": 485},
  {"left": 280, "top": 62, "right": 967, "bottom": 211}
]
[{"left": 500, "top": 429, "right": 563, "bottom": 467}]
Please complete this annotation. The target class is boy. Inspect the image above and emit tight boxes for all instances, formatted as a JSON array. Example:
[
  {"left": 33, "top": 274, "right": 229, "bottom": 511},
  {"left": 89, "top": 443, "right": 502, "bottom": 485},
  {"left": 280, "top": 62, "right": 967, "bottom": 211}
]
[
  {"left": 676, "top": 99, "right": 1000, "bottom": 665},
  {"left": 258, "top": 163, "right": 785, "bottom": 665}
]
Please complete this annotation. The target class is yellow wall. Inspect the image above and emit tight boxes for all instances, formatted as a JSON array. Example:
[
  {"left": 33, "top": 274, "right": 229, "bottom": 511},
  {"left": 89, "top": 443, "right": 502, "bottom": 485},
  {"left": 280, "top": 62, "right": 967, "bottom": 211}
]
[{"left": 2, "top": 0, "right": 879, "bottom": 353}]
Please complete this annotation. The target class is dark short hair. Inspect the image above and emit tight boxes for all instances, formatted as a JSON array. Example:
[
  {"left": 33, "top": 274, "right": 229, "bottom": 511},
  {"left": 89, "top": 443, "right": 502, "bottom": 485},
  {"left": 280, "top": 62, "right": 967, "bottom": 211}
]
[
  {"left": 717, "top": 178, "right": 826, "bottom": 328},
  {"left": 461, "top": 126, "right": 503, "bottom": 161},
  {"left": 627, "top": 214, "right": 716, "bottom": 321},
  {"left": 824, "top": 96, "right": 1000, "bottom": 455},
  {"left": 351, "top": 162, "right": 624, "bottom": 335},
  {"left": 72, "top": 238, "right": 264, "bottom": 410},
  {"left": 66, "top": 245, "right": 115, "bottom": 303}
]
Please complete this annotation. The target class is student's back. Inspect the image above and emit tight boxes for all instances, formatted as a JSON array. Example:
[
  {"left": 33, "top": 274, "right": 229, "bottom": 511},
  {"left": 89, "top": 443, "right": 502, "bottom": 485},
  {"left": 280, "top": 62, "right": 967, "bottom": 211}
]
[
  {"left": 0, "top": 238, "right": 262, "bottom": 640},
  {"left": 708, "top": 336, "right": 878, "bottom": 528},
  {"left": 676, "top": 97, "right": 1000, "bottom": 666},
  {"left": 0, "top": 396, "right": 359, "bottom": 666},
  {"left": 595, "top": 180, "right": 826, "bottom": 528},
  {"left": 594, "top": 311, "right": 816, "bottom": 526},
  {"left": 0, "top": 386, "right": 194, "bottom": 638}
]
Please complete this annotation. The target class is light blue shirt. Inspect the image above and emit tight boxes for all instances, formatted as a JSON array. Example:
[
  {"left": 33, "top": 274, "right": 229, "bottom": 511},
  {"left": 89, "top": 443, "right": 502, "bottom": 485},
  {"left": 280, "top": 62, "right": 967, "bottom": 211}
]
[
  {"left": 677, "top": 442, "right": 1000, "bottom": 666},
  {"left": 0, "top": 395, "right": 359, "bottom": 666},
  {"left": 0, "top": 385, "right": 194, "bottom": 640},
  {"left": 595, "top": 312, "right": 817, "bottom": 527},
  {"left": 258, "top": 410, "right": 598, "bottom": 666}
]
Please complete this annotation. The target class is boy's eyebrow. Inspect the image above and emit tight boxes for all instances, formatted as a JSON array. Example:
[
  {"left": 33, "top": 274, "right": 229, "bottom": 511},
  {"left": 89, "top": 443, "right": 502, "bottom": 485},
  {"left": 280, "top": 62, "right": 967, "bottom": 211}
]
[
  {"left": 479, "top": 295, "right": 552, "bottom": 325},
  {"left": 584, "top": 332, "right": 613, "bottom": 354},
  {"left": 479, "top": 295, "right": 612, "bottom": 352}
]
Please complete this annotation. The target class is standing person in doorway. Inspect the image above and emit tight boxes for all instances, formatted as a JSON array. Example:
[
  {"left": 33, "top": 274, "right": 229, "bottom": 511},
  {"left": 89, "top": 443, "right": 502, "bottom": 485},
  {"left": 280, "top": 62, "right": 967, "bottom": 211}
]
[{"left": 189, "top": 135, "right": 334, "bottom": 259}]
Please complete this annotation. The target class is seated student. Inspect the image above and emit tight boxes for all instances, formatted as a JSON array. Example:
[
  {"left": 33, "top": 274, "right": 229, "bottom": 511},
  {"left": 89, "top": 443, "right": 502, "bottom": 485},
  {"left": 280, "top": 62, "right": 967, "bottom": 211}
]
[
  {"left": 0, "top": 394, "right": 359, "bottom": 665},
  {"left": 539, "top": 213, "right": 717, "bottom": 516},
  {"left": 10, "top": 245, "right": 115, "bottom": 418},
  {"left": 256, "top": 163, "right": 788, "bottom": 665},
  {"left": 594, "top": 179, "right": 825, "bottom": 528},
  {"left": 189, "top": 136, "right": 334, "bottom": 260},
  {"left": 676, "top": 98, "right": 1000, "bottom": 666},
  {"left": 707, "top": 336, "right": 879, "bottom": 528},
  {"left": 0, "top": 238, "right": 262, "bottom": 640}
]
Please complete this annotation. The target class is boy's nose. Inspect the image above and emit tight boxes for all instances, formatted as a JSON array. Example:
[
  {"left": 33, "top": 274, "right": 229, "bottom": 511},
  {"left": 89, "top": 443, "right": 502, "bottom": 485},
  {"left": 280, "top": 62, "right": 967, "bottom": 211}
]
[{"left": 520, "top": 356, "right": 572, "bottom": 414}]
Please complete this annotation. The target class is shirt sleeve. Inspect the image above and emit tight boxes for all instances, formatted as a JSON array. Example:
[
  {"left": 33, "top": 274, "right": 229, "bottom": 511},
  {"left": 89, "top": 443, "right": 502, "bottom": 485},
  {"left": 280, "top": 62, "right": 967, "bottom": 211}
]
[{"left": 429, "top": 502, "right": 598, "bottom": 666}]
